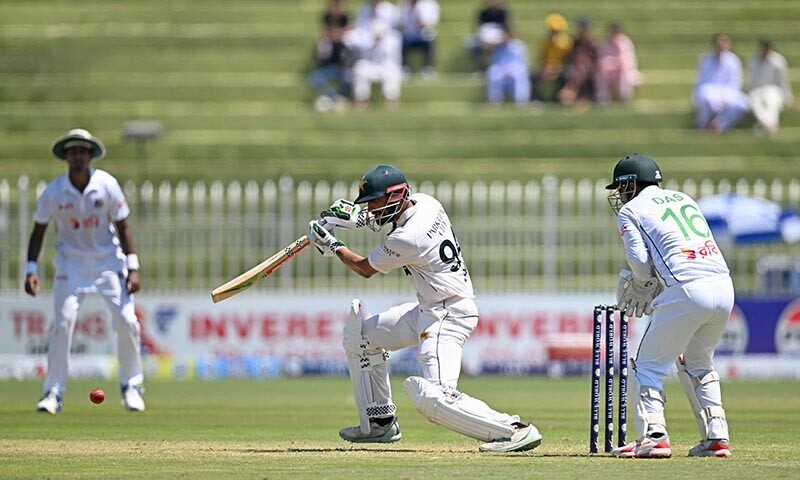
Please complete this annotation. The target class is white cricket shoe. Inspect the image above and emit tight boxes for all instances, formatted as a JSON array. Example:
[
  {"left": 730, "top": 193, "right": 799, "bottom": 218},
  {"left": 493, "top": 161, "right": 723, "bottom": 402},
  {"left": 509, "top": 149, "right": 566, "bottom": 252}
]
[
  {"left": 688, "top": 439, "right": 731, "bottom": 458},
  {"left": 121, "top": 384, "right": 145, "bottom": 412},
  {"left": 479, "top": 423, "right": 542, "bottom": 453},
  {"left": 339, "top": 417, "right": 402, "bottom": 443},
  {"left": 612, "top": 434, "right": 672, "bottom": 458},
  {"left": 36, "top": 389, "right": 62, "bottom": 415}
]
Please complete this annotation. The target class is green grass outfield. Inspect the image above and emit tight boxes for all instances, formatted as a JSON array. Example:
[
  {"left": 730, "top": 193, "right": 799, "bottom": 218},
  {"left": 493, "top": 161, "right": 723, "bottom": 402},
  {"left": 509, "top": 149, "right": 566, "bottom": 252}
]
[{"left": 1, "top": 377, "right": 798, "bottom": 479}]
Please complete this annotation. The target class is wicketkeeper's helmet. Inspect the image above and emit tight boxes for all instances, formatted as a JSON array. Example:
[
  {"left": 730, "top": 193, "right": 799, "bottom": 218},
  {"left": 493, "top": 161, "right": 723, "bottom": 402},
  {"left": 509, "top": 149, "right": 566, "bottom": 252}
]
[
  {"left": 606, "top": 153, "right": 663, "bottom": 215},
  {"left": 605, "top": 153, "right": 663, "bottom": 190}
]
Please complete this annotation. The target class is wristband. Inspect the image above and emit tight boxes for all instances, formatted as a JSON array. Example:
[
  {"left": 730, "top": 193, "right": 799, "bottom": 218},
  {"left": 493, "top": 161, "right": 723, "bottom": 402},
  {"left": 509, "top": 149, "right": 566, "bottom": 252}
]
[
  {"left": 126, "top": 253, "right": 140, "bottom": 271},
  {"left": 26, "top": 261, "right": 37, "bottom": 275}
]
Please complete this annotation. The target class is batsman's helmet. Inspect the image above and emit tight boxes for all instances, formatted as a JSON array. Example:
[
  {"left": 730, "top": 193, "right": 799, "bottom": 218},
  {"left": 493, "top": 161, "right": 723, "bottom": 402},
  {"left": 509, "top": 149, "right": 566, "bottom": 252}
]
[
  {"left": 354, "top": 165, "right": 410, "bottom": 229},
  {"left": 605, "top": 153, "right": 662, "bottom": 190},
  {"left": 354, "top": 165, "right": 408, "bottom": 203},
  {"left": 52, "top": 129, "right": 106, "bottom": 161}
]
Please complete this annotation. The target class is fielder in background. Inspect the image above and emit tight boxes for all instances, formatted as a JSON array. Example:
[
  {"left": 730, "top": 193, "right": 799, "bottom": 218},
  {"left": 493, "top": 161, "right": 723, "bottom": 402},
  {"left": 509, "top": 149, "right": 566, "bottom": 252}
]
[
  {"left": 308, "top": 164, "right": 541, "bottom": 453},
  {"left": 606, "top": 154, "right": 733, "bottom": 458},
  {"left": 25, "top": 129, "right": 145, "bottom": 414}
]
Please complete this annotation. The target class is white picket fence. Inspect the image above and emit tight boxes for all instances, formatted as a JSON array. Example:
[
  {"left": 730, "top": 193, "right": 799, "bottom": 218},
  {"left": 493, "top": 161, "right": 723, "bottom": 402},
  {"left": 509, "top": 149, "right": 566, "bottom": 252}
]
[{"left": 1, "top": 176, "right": 799, "bottom": 294}]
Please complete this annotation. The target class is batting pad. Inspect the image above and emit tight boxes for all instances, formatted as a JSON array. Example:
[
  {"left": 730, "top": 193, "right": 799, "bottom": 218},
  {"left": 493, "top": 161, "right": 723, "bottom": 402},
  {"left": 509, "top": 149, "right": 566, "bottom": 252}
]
[
  {"left": 344, "top": 299, "right": 395, "bottom": 435},
  {"left": 403, "top": 376, "right": 516, "bottom": 442}
]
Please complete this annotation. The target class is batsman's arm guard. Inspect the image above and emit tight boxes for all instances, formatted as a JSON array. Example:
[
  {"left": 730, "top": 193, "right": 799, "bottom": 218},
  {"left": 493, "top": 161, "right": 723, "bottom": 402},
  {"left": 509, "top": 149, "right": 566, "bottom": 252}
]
[{"left": 403, "top": 376, "right": 517, "bottom": 442}]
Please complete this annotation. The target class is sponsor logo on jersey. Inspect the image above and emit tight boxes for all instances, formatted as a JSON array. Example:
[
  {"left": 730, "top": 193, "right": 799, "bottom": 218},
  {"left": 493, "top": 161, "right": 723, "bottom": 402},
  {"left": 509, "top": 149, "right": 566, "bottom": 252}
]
[
  {"left": 57, "top": 202, "right": 74, "bottom": 211},
  {"left": 94, "top": 199, "right": 104, "bottom": 208},
  {"left": 775, "top": 298, "right": 800, "bottom": 355},
  {"left": 681, "top": 240, "right": 720, "bottom": 260},
  {"left": 619, "top": 224, "right": 629, "bottom": 237},
  {"left": 381, "top": 244, "right": 400, "bottom": 257},
  {"left": 716, "top": 305, "right": 748, "bottom": 355}
]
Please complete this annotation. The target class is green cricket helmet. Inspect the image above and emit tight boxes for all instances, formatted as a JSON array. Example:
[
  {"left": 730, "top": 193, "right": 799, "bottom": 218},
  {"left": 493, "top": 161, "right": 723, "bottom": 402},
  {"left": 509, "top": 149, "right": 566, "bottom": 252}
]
[
  {"left": 354, "top": 165, "right": 410, "bottom": 228},
  {"left": 605, "top": 153, "right": 663, "bottom": 189},
  {"left": 606, "top": 154, "right": 663, "bottom": 214}
]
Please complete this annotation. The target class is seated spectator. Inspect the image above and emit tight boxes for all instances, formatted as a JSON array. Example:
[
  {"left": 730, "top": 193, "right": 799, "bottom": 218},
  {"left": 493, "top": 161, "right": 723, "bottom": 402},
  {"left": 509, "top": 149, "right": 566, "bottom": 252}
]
[
  {"left": 399, "top": 0, "right": 441, "bottom": 79},
  {"left": 464, "top": 0, "right": 510, "bottom": 72},
  {"left": 530, "top": 13, "right": 572, "bottom": 102},
  {"left": 310, "top": 0, "right": 353, "bottom": 112},
  {"left": 558, "top": 16, "right": 598, "bottom": 106},
  {"left": 748, "top": 38, "right": 794, "bottom": 135},
  {"left": 356, "top": 0, "right": 400, "bottom": 31},
  {"left": 596, "top": 22, "right": 640, "bottom": 104},
  {"left": 693, "top": 34, "right": 749, "bottom": 133},
  {"left": 481, "top": 24, "right": 530, "bottom": 105},
  {"left": 324, "top": 0, "right": 350, "bottom": 30},
  {"left": 350, "top": 20, "right": 403, "bottom": 110}
]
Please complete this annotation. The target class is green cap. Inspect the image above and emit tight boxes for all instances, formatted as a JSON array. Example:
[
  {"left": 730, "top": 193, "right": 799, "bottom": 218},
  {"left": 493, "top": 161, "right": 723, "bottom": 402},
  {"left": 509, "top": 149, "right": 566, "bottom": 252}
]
[
  {"left": 605, "top": 153, "right": 663, "bottom": 189},
  {"left": 354, "top": 165, "right": 408, "bottom": 203}
]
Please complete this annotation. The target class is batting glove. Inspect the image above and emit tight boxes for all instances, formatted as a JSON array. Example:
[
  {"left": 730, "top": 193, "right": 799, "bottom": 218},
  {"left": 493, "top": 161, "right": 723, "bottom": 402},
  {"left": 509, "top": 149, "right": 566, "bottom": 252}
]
[
  {"left": 308, "top": 220, "right": 347, "bottom": 256},
  {"left": 320, "top": 199, "right": 369, "bottom": 229},
  {"left": 616, "top": 269, "right": 663, "bottom": 317}
]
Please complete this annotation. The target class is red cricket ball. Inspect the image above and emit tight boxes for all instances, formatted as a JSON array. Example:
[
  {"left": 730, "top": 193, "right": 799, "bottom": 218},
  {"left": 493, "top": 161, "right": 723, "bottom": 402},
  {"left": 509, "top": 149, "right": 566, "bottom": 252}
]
[{"left": 89, "top": 389, "right": 105, "bottom": 404}]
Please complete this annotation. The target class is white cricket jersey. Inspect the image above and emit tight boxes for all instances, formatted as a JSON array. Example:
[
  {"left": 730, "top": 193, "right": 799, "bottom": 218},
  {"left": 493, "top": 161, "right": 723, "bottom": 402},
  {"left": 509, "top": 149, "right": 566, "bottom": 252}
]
[
  {"left": 368, "top": 193, "right": 474, "bottom": 308},
  {"left": 33, "top": 169, "right": 130, "bottom": 272},
  {"left": 617, "top": 186, "right": 729, "bottom": 287}
]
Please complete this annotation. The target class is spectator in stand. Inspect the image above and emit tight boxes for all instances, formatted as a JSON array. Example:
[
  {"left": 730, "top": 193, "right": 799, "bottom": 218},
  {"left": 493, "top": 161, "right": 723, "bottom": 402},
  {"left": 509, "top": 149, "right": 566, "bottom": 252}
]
[
  {"left": 399, "top": 0, "right": 441, "bottom": 79},
  {"left": 310, "top": 0, "right": 353, "bottom": 112},
  {"left": 464, "top": 0, "right": 510, "bottom": 72},
  {"left": 558, "top": 16, "right": 598, "bottom": 106},
  {"left": 596, "top": 22, "right": 641, "bottom": 104},
  {"left": 748, "top": 38, "right": 794, "bottom": 136},
  {"left": 351, "top": 20, "right": 403, "bottom": 110},
  {"left": 481, "top": 24, "right": 530, "bottom": 105},
  {"left": 530, "top": 13, "right": 572, "bottom": 102},
  {"left": 356, "top": 0, "right": 400, "bottom": 31},
  {"left": 324, "top": 0, "right": 350, "bottom": 30},
  {"left": 693, "top": 34, "right": 749, "bottom": 133}
]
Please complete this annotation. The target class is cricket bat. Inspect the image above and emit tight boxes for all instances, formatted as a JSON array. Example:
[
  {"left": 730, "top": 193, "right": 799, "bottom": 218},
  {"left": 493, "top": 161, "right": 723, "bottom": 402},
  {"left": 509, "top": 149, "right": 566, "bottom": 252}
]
[{"left": 210, "top": 234, "right": 310, "bottom": 303}]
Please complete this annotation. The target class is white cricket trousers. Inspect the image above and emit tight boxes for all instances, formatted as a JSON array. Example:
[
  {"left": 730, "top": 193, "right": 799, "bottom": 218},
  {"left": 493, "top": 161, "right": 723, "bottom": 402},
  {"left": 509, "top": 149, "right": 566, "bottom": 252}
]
[
  {"left": 749, "top": 85, "right": 785, "bottom": 132},
  {"left": 43, "top": 266, "right": 143, "bottom": 395},
  {"left": 362, "top": 297, "right": 478, "bottom": 388},
  {"left": 634, "top": 275, "right": 734, "bottom": 388},
  {"left": 352, "top": 59, "right": 402, "bottom": 102}
]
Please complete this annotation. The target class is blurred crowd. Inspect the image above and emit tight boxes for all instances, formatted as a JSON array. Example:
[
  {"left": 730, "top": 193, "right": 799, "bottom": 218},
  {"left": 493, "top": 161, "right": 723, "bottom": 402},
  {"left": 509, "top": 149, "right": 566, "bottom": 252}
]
[{"left": 308, "top": 0, "right": 793, "bottom": 134}]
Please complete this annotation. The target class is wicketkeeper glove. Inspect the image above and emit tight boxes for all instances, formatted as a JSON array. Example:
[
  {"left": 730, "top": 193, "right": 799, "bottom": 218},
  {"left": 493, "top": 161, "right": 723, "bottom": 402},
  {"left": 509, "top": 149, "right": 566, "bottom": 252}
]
[
  {"left": 320, "top": 199, "right": 370, "bottom": 229},
  {"left": 616, "top": 269, "right": 664, "bottom": 317},
  {"left": 308, "top": 219, "right": 347, "bottom": 257}
]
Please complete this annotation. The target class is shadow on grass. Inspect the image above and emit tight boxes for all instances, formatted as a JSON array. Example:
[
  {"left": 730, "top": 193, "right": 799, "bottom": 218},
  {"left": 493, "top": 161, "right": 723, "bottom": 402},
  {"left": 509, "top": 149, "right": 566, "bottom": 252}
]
[{"left": 233, "top": 447, "right": 605, "bottom": 457}]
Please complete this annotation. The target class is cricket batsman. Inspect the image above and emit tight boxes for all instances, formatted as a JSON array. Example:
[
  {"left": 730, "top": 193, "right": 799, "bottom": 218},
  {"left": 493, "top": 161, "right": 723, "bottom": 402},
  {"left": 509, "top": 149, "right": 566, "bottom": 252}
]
[
  {"left": 25, "top": 129, "right": 145, "bottom": 414},
  {"left": 606, "top": 154, "right": 732, "bottom": 458},
  {"left": 307, "top": 164, "right": 542, "bottom": 453}
]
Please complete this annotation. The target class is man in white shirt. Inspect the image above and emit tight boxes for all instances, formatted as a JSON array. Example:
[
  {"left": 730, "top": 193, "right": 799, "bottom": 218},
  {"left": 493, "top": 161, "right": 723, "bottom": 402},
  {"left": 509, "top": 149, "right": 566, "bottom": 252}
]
[
  {"left": 748, "top": 38, "right": 794, "bottom": 135},
  {"left": 25, "top": 129, "right": 145, "bottom": 414},
  {"left": 348, "top": 20, "right": 403, "bottom": 109},
  {"left": 308, "top": 165, "right": 542, "bottom": 453},
  {"left": 606, "top": 154, "right": 733, "bottom": 458},
  {"left": 693, "top": 34, "right": 749, "bottom": 133},
  {"left": 399, "top": 0, "right": 440, "bottom": 78}
]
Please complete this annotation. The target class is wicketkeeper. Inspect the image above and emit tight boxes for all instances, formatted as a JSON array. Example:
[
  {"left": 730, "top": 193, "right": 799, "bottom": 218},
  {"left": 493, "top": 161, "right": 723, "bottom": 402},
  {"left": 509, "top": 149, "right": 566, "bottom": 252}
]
[
  {"left": 308, "top": 164, "right": 542, "bottom": 452},
  {"left": 607, "top": 154, "right": 732, "bottom": 458}
]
